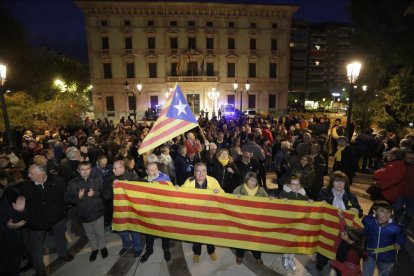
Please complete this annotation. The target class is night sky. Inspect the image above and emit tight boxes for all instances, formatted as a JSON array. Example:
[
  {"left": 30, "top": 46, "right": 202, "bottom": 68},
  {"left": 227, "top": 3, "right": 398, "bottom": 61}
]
[{"left": 2, "top": 0, "right": 350, "bottom": 62}]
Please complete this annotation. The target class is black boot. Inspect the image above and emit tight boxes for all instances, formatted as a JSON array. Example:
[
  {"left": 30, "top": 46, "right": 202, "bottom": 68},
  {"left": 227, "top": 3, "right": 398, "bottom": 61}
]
[
  {"left": 140, "top": 251, "right": 153, "bottom": 263},
  {"left": 164, "top": 250, "right": 171, "bottom": 261},
  {"left": 90, "top": 250, "right": 99, "bottom": 262}
]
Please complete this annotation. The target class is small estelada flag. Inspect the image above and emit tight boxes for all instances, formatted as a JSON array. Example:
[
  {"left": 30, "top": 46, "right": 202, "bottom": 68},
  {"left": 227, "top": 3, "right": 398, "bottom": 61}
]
[{"left": 138, "top": 84, "right": 198, "bottom": 155}]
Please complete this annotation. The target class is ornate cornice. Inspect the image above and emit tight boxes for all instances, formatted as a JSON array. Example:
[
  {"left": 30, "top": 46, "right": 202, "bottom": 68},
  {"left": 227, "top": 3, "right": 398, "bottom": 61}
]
[{"left": 76, "top": 1, "right": 298, "bottom": 19}]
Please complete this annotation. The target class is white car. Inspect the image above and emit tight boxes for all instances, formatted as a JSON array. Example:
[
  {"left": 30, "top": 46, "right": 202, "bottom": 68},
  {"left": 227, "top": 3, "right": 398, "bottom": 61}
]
[{"left": 243, "top": 110, "right": 257, "bottom": 118}]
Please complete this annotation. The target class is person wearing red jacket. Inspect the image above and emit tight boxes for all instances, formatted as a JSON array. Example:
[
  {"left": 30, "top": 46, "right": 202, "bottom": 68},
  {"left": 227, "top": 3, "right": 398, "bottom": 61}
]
[
  {"left": 184, "top": 132, "right": 202, "bottom": 157},
  {"left": 261, "top": 124, "right": 274, "bottom": 145},
  {"left": 393, "top": 148, "right": 414, "bottom": 227},
  {"left": 373, "top": 148, "right": 406, "bottom": 203}
]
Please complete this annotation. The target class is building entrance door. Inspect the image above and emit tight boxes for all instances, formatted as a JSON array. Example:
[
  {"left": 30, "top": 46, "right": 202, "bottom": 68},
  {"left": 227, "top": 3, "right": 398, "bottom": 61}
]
[{"left": 186, "top": 94, "right": 200, "bottom": 115}]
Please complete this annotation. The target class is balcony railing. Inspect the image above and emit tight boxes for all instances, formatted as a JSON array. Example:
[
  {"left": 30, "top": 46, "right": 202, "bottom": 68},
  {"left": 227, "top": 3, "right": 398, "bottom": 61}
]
[
  {"left": 167, "top": 76, "right": 218, "bottom": 82},
  {"left": 227, "top": 49, "right": 236, "bottom": 55}
]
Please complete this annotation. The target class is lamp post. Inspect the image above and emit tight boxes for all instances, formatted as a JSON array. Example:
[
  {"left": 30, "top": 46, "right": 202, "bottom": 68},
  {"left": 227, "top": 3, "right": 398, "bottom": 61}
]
[
  {"left": 165, "top": 87, "right": 173, "bottom": 99},
  {"left": 124, "top": 80, "right": 142, "bottom": 121},
  {"left": 322, "top": 98, "right": 326, "bottom": 113},
  {"left": 346, "top": 62, "right": 362, "bottom": 140},
  {"left": 233, "top": 80, "right": 250, "bottom": 112},
  {"left": 207, "top": 86, "right": 220, "bottom": 114},
  {"left": 0, "top": 64, "right": 14, "bottom": 149}
]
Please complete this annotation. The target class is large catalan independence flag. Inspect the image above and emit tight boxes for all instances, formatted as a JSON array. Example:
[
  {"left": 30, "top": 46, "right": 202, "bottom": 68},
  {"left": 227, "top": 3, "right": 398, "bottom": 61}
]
[
  {"left": 112, "top": 181, "right": 362, "bottom": 259},
  {"left": 138, "top": 84, "right": 198, "bottom": 155}
]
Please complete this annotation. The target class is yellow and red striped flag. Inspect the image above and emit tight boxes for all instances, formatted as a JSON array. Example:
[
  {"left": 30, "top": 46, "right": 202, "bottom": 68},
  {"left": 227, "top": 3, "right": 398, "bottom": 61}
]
[
  {"left": 112, "top": 181, "right": 362, "bottom": 259},
  {"left": 138, "top": 84, "right": 198, "bottom": 154}
]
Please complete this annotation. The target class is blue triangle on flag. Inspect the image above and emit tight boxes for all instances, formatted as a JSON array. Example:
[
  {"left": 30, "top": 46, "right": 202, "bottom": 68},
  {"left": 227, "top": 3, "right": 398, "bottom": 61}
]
[{"left": 166, "top": 85, "right": 197, "bottom": 123}]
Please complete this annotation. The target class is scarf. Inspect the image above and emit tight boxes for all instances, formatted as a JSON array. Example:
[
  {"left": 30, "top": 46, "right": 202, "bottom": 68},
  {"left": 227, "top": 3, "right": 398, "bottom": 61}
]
[
  {"left": 335, "top": 145, "right": 346, "bottom": 162},
  {"left": 243, "top": 183, "right": 259, "bottom": 196},
  {"left": 218, "top": 157, "right": 229, "bottom": 166},
  {"left": 332, "top": 189, "right": 346, "bottom": 210}
]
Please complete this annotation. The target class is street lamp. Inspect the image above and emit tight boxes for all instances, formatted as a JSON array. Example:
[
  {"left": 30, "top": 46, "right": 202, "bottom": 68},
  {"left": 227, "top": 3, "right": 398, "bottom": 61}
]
[
  {"left": 136, "top": 81, "right": 142, "bottom": 94},
  {"left": 207, "top": 86, "right": 220, "bottom": 113},
  {"left": 322, "top": 98, "right": 326, "bottom": 113},
  {"left": 233, "top": 80, "right": 250, "bottom": 112},
  {"left": 165, "top": 87, "right": 174, "bottom": 99},
  {"left": 0, "top": 64, "right": 14, "bottom": 149},
  {"left": 124, "top": 80, "right": 142, "bottom": 121},
  {"left": 346, "top": 62, "right": 362, "bottom": 140}
]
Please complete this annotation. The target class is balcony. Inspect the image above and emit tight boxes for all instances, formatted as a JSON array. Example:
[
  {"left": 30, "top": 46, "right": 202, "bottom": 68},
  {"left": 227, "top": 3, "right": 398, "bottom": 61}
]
[
  {"left": 271, "top": 50, "right": 279, "bottom": 56},
  {"left": 170, "top": 49, "right": 178, "bottom": 55},
  {"left": 167, "top": 76, "right": 219, "bottom": 82},
  {"left": 147, "top": 49, "right": 156, "bottom": 55}
]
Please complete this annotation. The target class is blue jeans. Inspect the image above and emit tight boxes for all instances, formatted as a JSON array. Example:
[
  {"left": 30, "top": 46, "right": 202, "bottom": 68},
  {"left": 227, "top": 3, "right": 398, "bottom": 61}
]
[
  {"left": 363, "top": 256, "right": 394, "bottom": 276},
  {"left": 393, "top": 196, "right": 414, "bottom": 227},
  {"left": 119, "top": 231, "right": 142, "bottom": 252}
]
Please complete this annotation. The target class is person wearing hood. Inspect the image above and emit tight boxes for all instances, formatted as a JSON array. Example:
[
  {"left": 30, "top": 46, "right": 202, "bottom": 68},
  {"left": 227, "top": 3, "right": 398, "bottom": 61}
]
[{"left": 278, "top": 175, "right": 310, "bottom": 272}]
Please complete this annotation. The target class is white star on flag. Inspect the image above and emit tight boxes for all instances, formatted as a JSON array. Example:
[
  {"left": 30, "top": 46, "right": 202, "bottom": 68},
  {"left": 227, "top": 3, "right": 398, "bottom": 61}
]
[{"left": 173, "top": 99, "right": 187, "bottom": 115}]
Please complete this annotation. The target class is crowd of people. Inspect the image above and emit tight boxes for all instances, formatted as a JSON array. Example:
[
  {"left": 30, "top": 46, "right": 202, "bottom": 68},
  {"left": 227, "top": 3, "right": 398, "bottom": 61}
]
[{"left": 0, "top": 112, "right": 412, "bottom": 276}]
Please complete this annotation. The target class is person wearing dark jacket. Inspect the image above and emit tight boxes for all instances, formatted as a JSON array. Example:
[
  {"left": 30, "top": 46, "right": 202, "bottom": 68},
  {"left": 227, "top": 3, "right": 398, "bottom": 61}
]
[
  {"left": 104, "top": 160, "right": 143, "bottom": 258},
  {"left": 91, "top": 155, "right": 113, "bottom": 227},
  {"left": 274, "top": 141, "right": 291, "bottom": 193},
  {"left": 20, "top": 164, "right": 73, "bottom": 275},
  {"left": 316, "top": 171, "right": 362, "bottom": 272},
  {"left": 310, "top": 143, "right": 326, "bottom": 200},
  {"left": 0, "top": 186, "right": 26, "bottom": 276},
  {"left": 354, "top": 129, "right": 375, "bottom": 173},
  {"left": 202, "top": 142, "right": 218, "bottom": 176},
  {"left": 140, "top": 162, "right": 172, "bottom": 263},
  {"left": 235, "top": 150, "right": 259, "bottom": 185},
  {"left": 86, "top": 137, "right": 104, "bottom": 165},
  {"left": 278, "top": 175, "right": 310, "bottom": 272},
  {"left": 211, "top": 148, "right": 239, "bottom": 193},
  {"left": 65, "top": 161, "right": 108, "bottom": 262},
  {"left": 174, "top": 145, "right": 194, "bottom": 186},
  {"left": 242, "top": 133, "right": 266, "bottom": 186},
  {"left": 287, "top": 155, "right": 315, "bottom": 197},
  {"left": 59, "top": 146, "right": 81, "bottom": 185},
  {"left": 332, "top": 136, "right": 356, "bottom": 185},
  {"left": 59, "top": 146, "right": 84, "bottom": 237}
]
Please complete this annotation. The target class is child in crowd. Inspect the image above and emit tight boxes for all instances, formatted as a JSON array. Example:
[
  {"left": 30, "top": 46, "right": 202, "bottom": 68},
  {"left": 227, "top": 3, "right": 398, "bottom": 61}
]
[
  {"left": 330, "top": 225, "right": 365, "bottom": 276},
  {"left": 278, "top": 175, "right": 310, "bottom": 272},
  {"left": 362, "top": 200, "right": 405, "bottom": 276}
]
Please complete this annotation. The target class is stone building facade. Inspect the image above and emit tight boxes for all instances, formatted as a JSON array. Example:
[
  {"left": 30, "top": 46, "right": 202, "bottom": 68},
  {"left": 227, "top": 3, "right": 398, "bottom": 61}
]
[{"left": 76, "top": 1, "right": 298, "bottom": 120}]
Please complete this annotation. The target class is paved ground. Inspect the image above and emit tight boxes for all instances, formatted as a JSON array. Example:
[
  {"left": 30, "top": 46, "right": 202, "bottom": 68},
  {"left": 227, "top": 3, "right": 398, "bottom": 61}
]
[{"left": 21, "top": 171, "right": 413, "bottom": 276}]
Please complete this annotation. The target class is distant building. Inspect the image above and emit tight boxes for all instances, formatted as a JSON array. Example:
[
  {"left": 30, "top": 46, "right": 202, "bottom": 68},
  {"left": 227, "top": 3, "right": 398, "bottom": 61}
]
[
  {"left": 76, "top": 1, "right": 298, "bottom": 120},
  {"left": 290, "top": 21, "right": 352, "bottom": 100}
]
